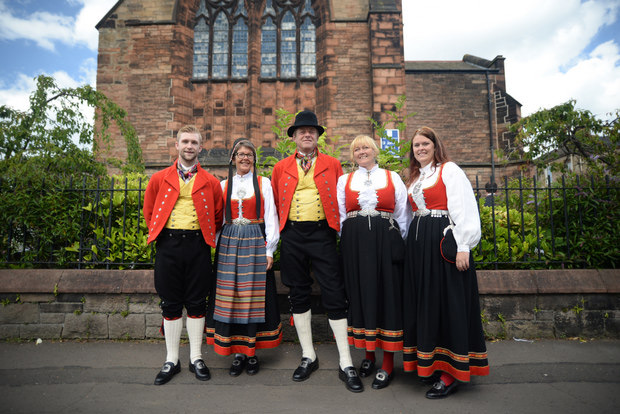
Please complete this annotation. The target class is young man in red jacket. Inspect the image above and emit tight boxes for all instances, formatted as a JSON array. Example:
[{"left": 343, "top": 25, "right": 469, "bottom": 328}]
[
  {"left": 143, "top": 125, "right": 223, "bottom": 385},
  {"left": 271, "top": 111, "right": 363, "bottom": 393}
]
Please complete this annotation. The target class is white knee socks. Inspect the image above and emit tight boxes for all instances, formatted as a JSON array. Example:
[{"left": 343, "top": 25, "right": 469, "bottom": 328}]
[
  {"left": 163, "top": 317, "right": 183, "bottom": 364},
  {"left": 186, "top": 316, "right": 205, "bottom": 363},
  {"left": 329, "top": 318, "right": 353, "bottom": 369},
  {"left": 293, "top": 310, "right": 316, "bottom": 361}
]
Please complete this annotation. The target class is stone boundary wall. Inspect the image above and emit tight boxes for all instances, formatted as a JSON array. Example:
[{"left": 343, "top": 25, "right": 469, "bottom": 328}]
[{"left": 0, "top": 269, "right": 618, "bottom": 341}]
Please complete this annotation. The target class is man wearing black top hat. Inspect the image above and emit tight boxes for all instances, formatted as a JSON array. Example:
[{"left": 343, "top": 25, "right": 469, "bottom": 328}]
[{"left": 271, "top": 110, "right": 363, "bottom": 393}]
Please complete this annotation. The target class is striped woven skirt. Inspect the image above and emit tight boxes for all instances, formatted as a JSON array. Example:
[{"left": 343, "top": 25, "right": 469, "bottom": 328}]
[{"left": 206, "top": 223, "right": 282, "bottom": 356}]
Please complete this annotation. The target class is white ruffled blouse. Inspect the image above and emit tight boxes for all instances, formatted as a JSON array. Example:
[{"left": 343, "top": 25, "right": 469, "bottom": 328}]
[
  {"left": 408, "top": 162, "right": 481, "bottom": 252},
  {"left": 220, "top": 172, "right": 280, "bottom": 257},
  {"left": 337, "top": 165, "right": 411, "bottom": 238}
]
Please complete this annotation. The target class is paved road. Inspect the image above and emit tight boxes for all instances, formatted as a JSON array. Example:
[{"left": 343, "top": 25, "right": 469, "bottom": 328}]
[{"left": 1, "top": 339, "right": 619, "bottom": 413}]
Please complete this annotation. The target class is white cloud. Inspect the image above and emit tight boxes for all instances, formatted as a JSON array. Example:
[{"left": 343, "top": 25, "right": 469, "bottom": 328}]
[
  {"left": 0, "top": 0, "right": 117, "bottom": 51},
  {"left": 0, "top": 57, "right": 98, "bottom": 112},
  {"left": 0, "top": 7, "right": 74, "bottom": 51},
  {"left": 73, "top": 0, "right": 119, "bottom": 50},
  {"left": 0, "top": 73, "right": 36, "bottom": 111},
  {"left": 402, "top": 0, "right": 620, "bottom": 117}
]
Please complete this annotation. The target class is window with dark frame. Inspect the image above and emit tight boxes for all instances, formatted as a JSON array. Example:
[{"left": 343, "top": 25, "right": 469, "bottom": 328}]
[
  {"left": 261, "top": 0, "right": 316, "bottom": 79},
  {"left": 193, "top": 0, "right": 248, "bottom": 80},
  {"left": 192, "top": 0, "right": 317, "bottom": 81}
]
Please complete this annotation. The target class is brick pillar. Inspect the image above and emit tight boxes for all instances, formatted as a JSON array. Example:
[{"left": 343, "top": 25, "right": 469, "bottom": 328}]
[{"left": 368, "top": 0, "right": 405, "bottom": 137}]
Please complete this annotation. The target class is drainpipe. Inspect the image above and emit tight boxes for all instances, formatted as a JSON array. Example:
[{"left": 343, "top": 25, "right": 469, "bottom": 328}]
[{"left": 485, "top": 71, "right": 496, "bottom": 192}]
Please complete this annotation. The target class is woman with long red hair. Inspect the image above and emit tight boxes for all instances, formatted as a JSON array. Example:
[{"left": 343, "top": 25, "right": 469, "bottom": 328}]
[{"left": 402, "top": 126, "right": 489, "bottom": 398}]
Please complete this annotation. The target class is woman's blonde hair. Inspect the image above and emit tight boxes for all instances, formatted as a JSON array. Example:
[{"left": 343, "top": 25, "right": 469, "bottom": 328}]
[{"left": 349, "top": 135, "right": 379, "bottom": 162}]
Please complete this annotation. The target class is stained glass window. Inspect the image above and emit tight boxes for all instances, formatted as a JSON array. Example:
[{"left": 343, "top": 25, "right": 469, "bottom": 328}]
[
  {"left": 212, "top": 13, "right": 229, "bottom": 79},
  {"left": 280, "top": 11, "right": 297, "bottom": 78},
  {"left": 232, "top": 19, "right": 248, "bottom": 78},
  {"left": 260, "top": 0, "right": 317, "bottom": 79},
  {"left": 192, "top": 18, "right": 209, "bottom": 79},
  {"left": 261, "top": 17, "right": 277, "bottom": 78},
  {"left": 192, "top": 0, "right": 248, "bottom": 80},
  {"left": 192, "top": 0, "right": 316, "bottom": 80},
  {"left": 300, "top": 17, "right": 316, "bottom": 77}
]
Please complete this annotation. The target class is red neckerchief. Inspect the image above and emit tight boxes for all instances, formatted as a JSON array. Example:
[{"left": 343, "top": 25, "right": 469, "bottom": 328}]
[{"left": 295, "top": 149, "right": 316, "bottom": 175}]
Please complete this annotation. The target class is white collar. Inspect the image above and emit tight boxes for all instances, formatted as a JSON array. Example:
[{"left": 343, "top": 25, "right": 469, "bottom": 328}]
[
  {"left": 358, "top": 164, "right": 379, "bottom": 174},
  {"left": 178, "top": 160, "right": 198, "bottom": 171},
  {"left": 420, "top": 163, "right": 437, "bottom": 175},
  {"left": 235, "top": 171, "right": 253, "bottom": 180}
]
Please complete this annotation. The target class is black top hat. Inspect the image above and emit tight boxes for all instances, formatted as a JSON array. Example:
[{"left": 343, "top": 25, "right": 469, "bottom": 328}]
[{"left": 287, "top": 110, "right": 325, "bottom": 137}]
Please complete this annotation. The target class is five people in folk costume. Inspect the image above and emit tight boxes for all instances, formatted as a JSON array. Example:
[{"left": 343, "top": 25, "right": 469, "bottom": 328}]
[{"left": 144, "top": 115, "right": 489, "bottom": 398}]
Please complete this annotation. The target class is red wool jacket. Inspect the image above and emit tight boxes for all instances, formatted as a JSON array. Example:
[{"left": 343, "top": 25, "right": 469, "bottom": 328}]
[
  {"left": 271, "top": 152, "right": 343, "bottom": 232},
  {"left": 143, "top": 161, "right": 223, "bottom": 247}
]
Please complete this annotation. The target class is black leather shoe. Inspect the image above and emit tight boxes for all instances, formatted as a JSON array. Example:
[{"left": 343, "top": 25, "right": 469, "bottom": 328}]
[
  {"left": 292, "top": 357, "right": 319, "bottom": 382},
  {"left": 246, "top": 356, "right": 260, "bottom": 375},
  {"left": 189, "top": 359, "right": 211, "bottom": 381},
  {"left": 339, "top": 366, "right": 364, "bottom": 393},
  {"left": 371, "top": 368, "right": 393, "bottom": 389},
  {"left": 154, "top": 361, "right": 180, "bottom": 385},
  {"left": 359, "top": 359, "right": 375, "bottom": 378},
  {"left": 229, "top": 355, "right": 247, "bottom": 377},
  {"left": 425, "top": 380, "right": 459, "bottom": 399}
]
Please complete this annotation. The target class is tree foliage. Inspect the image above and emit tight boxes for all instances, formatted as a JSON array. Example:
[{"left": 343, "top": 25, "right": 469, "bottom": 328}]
[
  {"left": 370, "top": 94, "right": 415, "bottom": 176},
  {"left": 256, "top": 107, "right": 346, "bottom": 178},
  {"left": 0, "top": 75, "right": 143, "bottom": 186},
  {"left": 507, "top": 100, "right": 619, "bottom": 176}
]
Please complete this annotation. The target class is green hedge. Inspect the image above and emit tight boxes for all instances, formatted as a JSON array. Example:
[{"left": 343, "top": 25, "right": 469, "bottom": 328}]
[{"left": 1, "top": 170, "right": 618, "bottom": 270}]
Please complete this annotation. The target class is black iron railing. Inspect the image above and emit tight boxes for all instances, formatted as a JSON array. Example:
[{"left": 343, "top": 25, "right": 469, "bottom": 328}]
[{"left": 1, "top": 174, "right": 618, "bottom": 269}]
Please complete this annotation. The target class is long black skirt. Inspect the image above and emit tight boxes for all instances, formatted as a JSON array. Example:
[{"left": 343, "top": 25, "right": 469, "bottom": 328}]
[
  {"left": 402, "top": 214, "right": 489, "bottom": 382},
  {"left": 341, "top": 215, "right": 404, "bottom": 352}
]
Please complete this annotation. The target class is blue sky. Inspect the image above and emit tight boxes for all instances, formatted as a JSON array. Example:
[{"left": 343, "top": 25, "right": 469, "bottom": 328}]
[{"left": 1, "top": 0, "right": 619, "bottom": 119}]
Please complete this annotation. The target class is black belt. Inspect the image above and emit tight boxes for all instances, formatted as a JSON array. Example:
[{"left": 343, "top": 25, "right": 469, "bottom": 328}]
[
  {"left": 162, "top": 229, "right": 202, "bottom": 238},
  {"left": 288, "top": 219, "right": 328, "bottom": 227}
]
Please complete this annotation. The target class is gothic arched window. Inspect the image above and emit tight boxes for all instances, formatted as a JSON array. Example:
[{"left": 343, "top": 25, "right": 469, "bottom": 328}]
[
  {"left": 192, "top": 0, "right": 248, "bottom": 80},
  {"left": 192, "top": 17, "right": 209, "bottom": 79},
  {"left": 192, "top": 0, "right": 317, "bottom": 81},
  {"left": 261, "top": 17, "right": 277, "bottom": 78},
  {"left": 260, "top": 0, "right": 317, "bottom": 79}
]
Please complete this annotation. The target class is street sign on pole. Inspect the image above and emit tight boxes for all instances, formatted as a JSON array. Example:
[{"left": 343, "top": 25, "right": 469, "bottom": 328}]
[{"left": 381, "top": 129, "right": 399, "bottom": 150}]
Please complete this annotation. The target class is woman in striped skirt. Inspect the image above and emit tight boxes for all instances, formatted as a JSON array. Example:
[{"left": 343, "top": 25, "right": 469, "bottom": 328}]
[
  {"left": 206, "top": 139, "right": 282, "bottom": 376},
  {"left": 403, "top": 126, "right": 489, "bottom": 398},
  {"left": 337, "top": 135, "right": 410, "bottom": 389}
]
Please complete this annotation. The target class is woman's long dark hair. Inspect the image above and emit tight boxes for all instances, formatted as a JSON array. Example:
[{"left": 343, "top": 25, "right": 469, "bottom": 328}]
[
  {"left": 225, "top": 139, "right": 261, "bottom": 223},
  {"left": 406, "top": 126, "right": 450, "bottom": 187}
]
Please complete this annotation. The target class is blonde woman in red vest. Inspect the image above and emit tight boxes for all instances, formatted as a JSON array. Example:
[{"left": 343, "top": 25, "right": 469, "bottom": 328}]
[
  {"left": 402, "top": 126, "right": 489, "bottom": 398},
  {"left": 337, "top": 135, "right": 410, "bottom": 390},
  {"left": 205, "top": 139, "right": 282, "bottom": 376}
]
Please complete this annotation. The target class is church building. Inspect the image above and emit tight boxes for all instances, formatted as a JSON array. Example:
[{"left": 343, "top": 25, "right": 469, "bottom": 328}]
[{"left": 96, "top": 0, "right": 522, "bottom": 185}]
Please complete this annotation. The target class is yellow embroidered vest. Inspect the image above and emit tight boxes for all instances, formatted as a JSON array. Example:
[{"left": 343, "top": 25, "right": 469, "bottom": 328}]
[
  {"left": 288, "top": 161, "right": 326, "bottom": 222},
  {"left": 165, "top": 176, "right": 200, "bottom": 230}
]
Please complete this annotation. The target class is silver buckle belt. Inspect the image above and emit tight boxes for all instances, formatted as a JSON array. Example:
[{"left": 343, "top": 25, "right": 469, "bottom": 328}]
[
  {"left": 346, "top": 210, "right": 393, "bottom": 219},
  {"left": 347, "top": 209, "right": 395, "bottom": 231},
  {"left": 228, "top": 218, "right": 264, "bottom": 226},
  {"left": 413, "top": 209, "right": 449, "bottom": 217}
]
